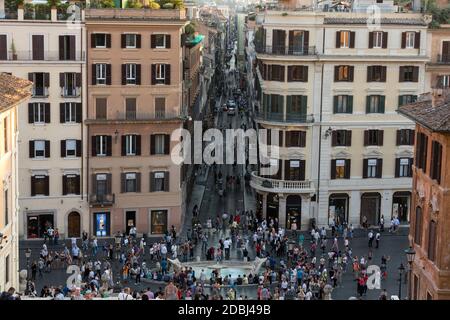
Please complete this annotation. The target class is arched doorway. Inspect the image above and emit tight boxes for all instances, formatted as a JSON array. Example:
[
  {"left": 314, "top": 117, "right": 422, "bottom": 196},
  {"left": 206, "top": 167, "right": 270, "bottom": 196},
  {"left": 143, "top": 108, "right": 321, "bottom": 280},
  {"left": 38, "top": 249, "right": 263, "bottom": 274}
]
[
  {"left": 392, "top": 191, "right": 411, "bottom": 223},
  {"left": 361, "top": 193, "right": 381, "bottom": 226},
  {"left": 68, "top": 211, "right": 81, "bottom": 238},
  {"left": 329, "top": 193, "right": 349, "bottom": 226},
  {"left": 286, "top": 195, "right": 301, "bottom": 229},
  {"left": 266, "top": 193, "right": 279, "bottom": 222}
]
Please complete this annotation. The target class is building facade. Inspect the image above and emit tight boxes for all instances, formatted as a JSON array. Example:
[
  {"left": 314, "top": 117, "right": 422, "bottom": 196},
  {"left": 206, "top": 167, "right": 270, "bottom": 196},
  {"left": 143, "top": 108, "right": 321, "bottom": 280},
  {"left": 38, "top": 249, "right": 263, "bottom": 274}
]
[
  {"left": 399, "top": 94, "right": 450, "bottom": 300},
  {"left": 250, "top": 0, "right": 429, "bottom": 229},
  {"left": 425, "top": 24, "right": 450, "bottom": 92},
  {"left": 0, "top": 73, "right": 32, "bottom": 291},
  {"left": 85, "top": 8, "right": 187, "bottom": 238},
  {"left": 0, "top": 7, "right": 88, "bottom": 240}
]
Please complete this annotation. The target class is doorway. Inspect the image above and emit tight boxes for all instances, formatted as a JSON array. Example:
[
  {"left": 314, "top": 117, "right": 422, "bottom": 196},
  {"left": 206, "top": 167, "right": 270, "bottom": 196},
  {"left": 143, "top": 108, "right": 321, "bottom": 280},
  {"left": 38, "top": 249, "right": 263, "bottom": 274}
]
[
  {"left": 266, "top": 193, "right": 279, "bottom": 221},
  {"left": 329, "top": 194, "right": 349, "bottom": 226},
  {"left": 125, "top": 210, "right": 136, "bottom": 235},
  {"left": 361, "top": 193, "right": 381, "bottom": 226},
  {"left": 27, "top": 214, "right": 54, "bottom": 239},
  {"left": 392, "top": 191, "right": 411, "bottom": 223},
  {"left": 286, "top": 195, "right": 301, "bottom": 229},
  {"left": 67, "top": 211, "right": 81, "bottom": 238}
]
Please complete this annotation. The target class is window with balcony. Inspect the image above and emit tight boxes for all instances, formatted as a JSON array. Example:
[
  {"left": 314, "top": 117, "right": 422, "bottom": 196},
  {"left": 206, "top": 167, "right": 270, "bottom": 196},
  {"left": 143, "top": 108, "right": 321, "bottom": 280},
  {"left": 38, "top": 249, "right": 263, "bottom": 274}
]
[
  {"left": 333, "top": 95, "right": 353, "bottom": 114},
  {"left": 288, "top": 30, "right": 309, "bottom": 54},
  {"left": 125, "top": 98, "right": 137, "bottom": 120},
  {"left": 121, "top": 172, "right": 140, "bottom": 193},
  {"left": 152, "top": 64, "right": 170, "bottom": 85},
  {"left": 31, "top": 175, "right": 49, "bottom": 196},
  {"left": 0, "top": 34, "right": 7, "bottom": 60},
  {"left": 395, "top": 158, "right": 413, "bottom": 178},
  {"left": 331, "top": 159, "right": 350, "bottom": 179},
  {"left": 59, "top": 35, "right": 76, "bottom": 61},
  {"left": 286, "top": 95, "right": 307, "bottom": 121},
  {"left": 122, "top": 134, "right": 140, "bottom": 156},
  {"left": 28, "top": 103, "right": 50, "bottom": 124},
  {"left": 60, "top": 72, "right": 81, "bottom": 97},
  {"left": 287, "top": 65, "right": 308, "bottom": 82},
  {"left": 284, "top": 160, "right": 305, "bottom": 181},
  {"left": 363, "top": 158, "right": 382, "bottom": 178},
  {"left": 273, "top": 29, "right": 286, "bottom": 54},
  {"left": 331, "top": 130, "right": 352, "bottom": 147},
  {"left": 364, "top": 130, "right": 384, "bottom": 146},
  {"left": 29, "top": 140, "right": 50, "bottom": 159},
  {"left": 367, "top": 66, "right": 387, "bottom": 82},
  {"left": 430, "top": 141, "right": 443, "bottom": 184},
  {"left": 151, "top": 34, "right": 171, "bottom": 49},
  {"left": 334, "top": 65, "right": 354, "bottom": 82},
  {"left": 62, "top": 174, "right": 80, "bottom": 195},
  {"left": 92, "top": 135, "right": 111, "bottom": 157},
  {"left": 96, "top": 98, "right": 107, "bottom": 120},
  {"left": 32, "top": 35, "right": 44, "bottom": 60},
  {"left": 366, "top": 95, "right": 385, "bottom": 114},
  {"left": 151, "top": 134, "right": 170, "bottom": 155},
  {"left": 29, "top": 73, "right": 49, "bottom": 97},
  {"left": 94, "top": 173, "right": 112, "bottom": 199},
  {"left": 155, "top": 97, "right": 166, "bottom": 119},
  {"left": 150, "top": 171, "right": 169, "bottom": 192},
  {"left": 396, "top": 129, "right": 415, "bottom": 146}
]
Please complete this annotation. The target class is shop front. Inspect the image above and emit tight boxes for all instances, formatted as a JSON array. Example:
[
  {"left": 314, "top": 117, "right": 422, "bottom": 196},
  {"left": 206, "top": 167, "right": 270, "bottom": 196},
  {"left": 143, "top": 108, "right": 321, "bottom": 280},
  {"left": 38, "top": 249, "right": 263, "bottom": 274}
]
[
  {"left": 286, "top": 195, "right": 301, "bottom": 229},
  {"left": 150, "top": 210, "right": 168, "bottom": 235},
  {"left": 26, "top": 213, "right": 54, "bottom": 239},
  {"left": 93, "top": 212, "right": 111, "bottom": 237},
  {"left": 361, "top": 192, "right": 381, "bottom": 226},
  {"left": 392, "top": 191, "right": 411, "bottom": 223},
  {"left": 266, "top": 193, "right": 279, "bottom": 221},
  {"left": 329, "top": 193, "right": 349, "bottom": 226}
]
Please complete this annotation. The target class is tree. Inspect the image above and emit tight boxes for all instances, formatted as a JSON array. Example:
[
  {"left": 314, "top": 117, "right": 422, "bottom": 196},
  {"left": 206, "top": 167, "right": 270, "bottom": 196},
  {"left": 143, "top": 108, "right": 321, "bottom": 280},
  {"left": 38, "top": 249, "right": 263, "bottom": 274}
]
[{"left": 47, "top": 0, "right": 61, "bottom": 8}]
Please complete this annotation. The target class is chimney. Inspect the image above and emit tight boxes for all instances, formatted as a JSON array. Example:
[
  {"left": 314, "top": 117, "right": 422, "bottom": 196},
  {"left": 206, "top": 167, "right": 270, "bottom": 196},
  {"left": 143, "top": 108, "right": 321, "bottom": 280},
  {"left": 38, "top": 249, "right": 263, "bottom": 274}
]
[{"left": 431, "top": 88, "right": 444, "bottom": 108}]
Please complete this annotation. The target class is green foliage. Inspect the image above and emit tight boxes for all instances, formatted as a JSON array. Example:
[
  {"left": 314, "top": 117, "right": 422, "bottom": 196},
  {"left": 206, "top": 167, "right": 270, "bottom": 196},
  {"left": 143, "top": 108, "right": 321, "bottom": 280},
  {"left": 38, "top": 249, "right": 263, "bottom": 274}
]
[
  {"left": 185, "top": 22, "right": 196, "bottom": 35},
  {"left": 426, "top": 0, "right": 450, "bottom": 28},
  {"left": 157, "top": 0, "right": 184, "bottom": 9},
  {"left": 126, "top": 0, "right": 143, "bottom": 8},
  {"left": 47, "top": 0, "right": 61, "bottom": 8},
  {"left": 147, "top": 1, "right": 160, "bottom": 9}
]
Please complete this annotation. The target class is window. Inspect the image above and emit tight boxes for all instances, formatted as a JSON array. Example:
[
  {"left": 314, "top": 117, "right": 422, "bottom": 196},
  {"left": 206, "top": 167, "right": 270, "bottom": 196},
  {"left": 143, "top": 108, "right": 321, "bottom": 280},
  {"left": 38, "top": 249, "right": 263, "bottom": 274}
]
[
  {"left": 64, "top": 103, "right": 77, "bottom": 123},
  {"left": 4, "top": 189, "right": 8, "bottom": 226},
  {"left": 339, "top": 31, "right": 350, "bottom": 48},
  {"left": 61, "top": 72, "right": 80, "bottom": 97},
  {"left": 5, "top": 255, "right": 10, "bottom": 284},
  {"left": 371, "top": 31, "right": 385, "bottom": 48},
  {"left": 63, "top": 174, "right": 80, "bottom": 195},
  {"left": 397, "top": 158, "right": 412, "bottom": 177},
  {"left": 266, "top": 65, "right": 285, "bottom": 81},
  {"left": 34, "top": 140, "right": 45, "bottom": 158},
  {"left": 151, "top": 171, "right": 169, "bottom": 192},
  {"left": 287, "top": 30, "right": 307, "bottom": 54},
  {"left": 263, "top": 94, "right": 284, "bottom": 115},
  {"left": 333, "top": 95, "right": 353, "bottom": 114},
  {"left": 287, "top": 66, "right": 308, "bottom": 82},
  {"left": 125, "top": 98, "right": 136, "bottom": 120},
  {"left": 284, "top": 160, "right": 305, "bottom": 181},
  {"left": 59, "top": 35, "right": 75, "bottom": 61},
  {"left": 285, "top": 131, "right": 306, "bottom": 148},
  {"left": 332, "top": 130, "right": 352, "bottom": 147},
  {"left": 334, "top": 65, "right": 354, "bottom": 82},
  {"left": 93, "top": 135, "right": 111, "bottom": 157},
  {"left": 364, "top": 130, "right": 383, "bottom": 146},
  {"left": 29, "top": 73, "right": 49, "bottom": 97},
  {"left": 122, "top": 172, "right": 139, "bottom": 193},
  {"left": 152, "top": 64, "right": 170, "bottom": 85},
  {"left": 398, "top": 95, "right": 417, "bottom": 107},
  {"left": 65, "top": 140, "right": 77, "bottom": 157},
  {"left": 428, "top": 221, "right": 437, "bottom": 262},
  {"left": 93, "top": 33, "right": 107, "bottom": 48},
  {"left": 3, "top": 117, "right": 8, "bottom": 153},
  {"left": 367, "top": 66, "right": 386, "bottom": 82},
  {"left": 125, "top": 34, "right": 136, "bottom": 48},
  {"left": 124, "top": 63, "right": 137, "bottom": 85},
  {"left": 96, "top": 98, "right": 107, "bottom": 120},
  {"left": 414, "top": 207, "right": 422, "bottom": 245},
  {"left": 155, "top": 97, "right": 166, "bottom": 119},
  {"left": 287, "top": 95, "right": 307, "bottom": 115},
  {"left": 431, "top": 141, "right": 443, "bottom": 184},
  {"left": 442, "top": 41, "right": 450, "bottom": 62},
  {"left": 0, "top": 34, "right": 7, "bottom": 60},
  {"left": 405, "top": 32, "right": 415, "bottom": 48},
  {"left": 396, "top": 129, "right": 415, "bottom": 146},
  {"left": 123, "top": 135, "right": 137, "bottom": 156},
  {"left": 332, "top": 159, "right": 350, "bottom": 179},
  {"left": 94, "top": 173, "right": 111, "bottom": 197},
  {"left": 96, "top": 64, "right": 106, "bottom": 85},
  {"left": 367, "top": 159, "right": 378, "bottom": 178},
  {"left": 151, "top": 134, "right": 170, "bottom": 154},
  {"left": 415, "top": 132, "right": 428, "bottom": 172},
  {"left": 437, "top": 75, "right": 450, "bottom": 88},
  {"left": 399, "top": 66, "right": 419, "bottom": 82},
  {"left": 31, "top": 175, "right": 49, "bottom": 196},
  {"left": 152, "top": 34, "right": 170, "bottom": 49},
  {"left": 366, "top": 95, "right": 385, "bottom": 114}
]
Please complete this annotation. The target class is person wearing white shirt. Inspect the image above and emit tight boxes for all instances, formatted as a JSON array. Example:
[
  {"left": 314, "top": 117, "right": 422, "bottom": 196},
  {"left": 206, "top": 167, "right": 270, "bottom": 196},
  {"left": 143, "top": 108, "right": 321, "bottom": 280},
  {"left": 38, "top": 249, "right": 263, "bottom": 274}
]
[{"left": 118, "top": 288, "right": 133, "bottom": 300}]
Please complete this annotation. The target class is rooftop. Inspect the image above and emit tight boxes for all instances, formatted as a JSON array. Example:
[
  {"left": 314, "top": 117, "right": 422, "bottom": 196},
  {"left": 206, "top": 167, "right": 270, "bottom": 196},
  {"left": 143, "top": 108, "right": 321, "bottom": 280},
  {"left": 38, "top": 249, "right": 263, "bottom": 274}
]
[
  {"left": 398, "top": 95, "right": 450, "bottom": 133},
  {"left": 0, "top": 73, "right": 32, "bottom": 113},
  {"left": 85, "top": 8, "right": 186, "bottom": 21}
]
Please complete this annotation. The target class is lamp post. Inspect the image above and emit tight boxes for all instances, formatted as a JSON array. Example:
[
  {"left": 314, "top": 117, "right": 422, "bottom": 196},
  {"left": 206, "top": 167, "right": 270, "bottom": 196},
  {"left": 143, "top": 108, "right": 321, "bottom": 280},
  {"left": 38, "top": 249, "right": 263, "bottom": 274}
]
[
  {"left": 25, "top": 248, "right": 32, "bottom": 280},
  {"left": 405, "top": 246, "right": 416, "bottom": 299},
  {"left": 398, "top": 263, "right": 405, "bottom": 299}
]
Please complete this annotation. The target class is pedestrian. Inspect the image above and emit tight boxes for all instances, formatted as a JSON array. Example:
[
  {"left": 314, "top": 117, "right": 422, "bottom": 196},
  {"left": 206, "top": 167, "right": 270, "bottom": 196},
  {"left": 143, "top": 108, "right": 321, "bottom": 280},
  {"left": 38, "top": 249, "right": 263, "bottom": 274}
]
[
  {"left": 379, "top": 215, "right": 385, "bottom": 232},
  {"left": 375, "top": 232, "right": 381, "bottom": 249},
  {"left": 368, "top": 230, "right": 374, "bottom": 248},
  {"left": 53, "top": 228, "right": 59, "bottom": 246}
]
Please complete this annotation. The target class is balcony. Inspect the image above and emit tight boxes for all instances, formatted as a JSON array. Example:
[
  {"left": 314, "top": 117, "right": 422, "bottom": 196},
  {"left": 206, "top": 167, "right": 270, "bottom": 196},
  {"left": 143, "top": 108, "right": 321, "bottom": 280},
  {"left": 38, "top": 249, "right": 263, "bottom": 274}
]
[
  {"left": 85, "top": 8, "right": 186, "bottom": 21},
  {"left": 89, "top": 194, "right": 115, "bottom": 207},
  {"left": 250, "top": 171, "right": 315, "bottom": 194},
  {"left": 255, "top": 44, "right": 317, "bottom": 56},
  {"left": 85, "top": 111, "right": 186, "bottom": 125},
  {"left": 4, "top": 51, "right": 85, "bottom": 62},
  {"left": 61, "top": 87, "right": 81, "bottom": 98},
  {"left": 32, "top": 87, "right": 49, "bottom": 98},
  {"left": 255, "top": 111, "right": 314, "bottom": 124},
  {"left": 436, "top": 54, "right": 450, "bottom": 64}
]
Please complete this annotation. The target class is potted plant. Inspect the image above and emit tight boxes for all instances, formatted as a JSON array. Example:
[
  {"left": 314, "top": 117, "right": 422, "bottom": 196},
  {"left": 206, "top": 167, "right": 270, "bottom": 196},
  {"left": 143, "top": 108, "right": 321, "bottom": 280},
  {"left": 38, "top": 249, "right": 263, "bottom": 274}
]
[
  {"left": 10, "top": 39, "right": 17, "bottom": 60},
  {"left": 17, "top": 0, "right": 24, "bottom": 8}
]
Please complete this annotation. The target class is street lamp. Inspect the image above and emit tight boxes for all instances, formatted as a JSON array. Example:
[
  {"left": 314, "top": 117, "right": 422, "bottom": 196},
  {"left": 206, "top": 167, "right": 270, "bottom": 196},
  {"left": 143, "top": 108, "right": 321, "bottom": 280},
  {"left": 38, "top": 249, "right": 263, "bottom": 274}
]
[
  {"left": 398, "top": 263, "right": 405, "bottom": 299},
  {"left": 25, "top": 248, "right": 32, "bottom": 280},
  {"left": 405, "top": 246, "right": 416, "bottom": 299}
]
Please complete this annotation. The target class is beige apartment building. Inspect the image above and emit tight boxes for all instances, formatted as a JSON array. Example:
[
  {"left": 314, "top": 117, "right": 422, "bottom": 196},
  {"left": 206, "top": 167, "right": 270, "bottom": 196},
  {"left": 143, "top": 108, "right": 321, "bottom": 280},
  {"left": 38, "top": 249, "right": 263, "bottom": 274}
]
[
  {"left": 251, "top": 0, "right": 428, "bottom": 229},
  {"left": 0, "top": 73, "right": 32, "bottom": 291},
  {"left": 0, "top": 7, "right": 88, "bottom": 239},
  {"left": 425, "top": 24, "right": 450, "bottom": 91},
  {"left": 85, "top": 8, "right": 187, "bottom": 237}
]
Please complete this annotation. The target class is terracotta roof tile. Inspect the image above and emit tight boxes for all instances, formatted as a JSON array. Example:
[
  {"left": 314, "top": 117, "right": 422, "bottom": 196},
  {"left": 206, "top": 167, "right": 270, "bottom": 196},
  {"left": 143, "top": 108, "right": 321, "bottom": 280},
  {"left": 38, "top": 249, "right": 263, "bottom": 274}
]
[
  {"left": 398, "top": 99, "right": 450, "bottom": 132},
  {"left": 0, "top": 73, "right": 32, "bottom": 113}
]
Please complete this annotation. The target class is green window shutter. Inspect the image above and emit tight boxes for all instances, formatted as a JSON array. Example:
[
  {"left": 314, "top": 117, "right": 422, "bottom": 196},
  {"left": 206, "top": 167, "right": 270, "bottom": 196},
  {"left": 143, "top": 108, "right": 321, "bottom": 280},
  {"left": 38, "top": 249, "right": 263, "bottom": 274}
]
[
  {"left": 286, "top": 95, "right": 292, "bottom": 114},
  {"left": 398, "top": 95, "right": 403, "bottom": 108},
  {"left": 278, "top": 95, "right": 284, "bottom": 114},
  {"left": 333, "top": 96, "right": 338, "bottom": 113},
  {"left": 347, "top": 96, "right": 353, "bottom": 114},
  {"left": 300, "top": 96, "right": 307, "bottom": 115},
  {"left": 366, "top": 96, "right": 371, "bottom": 113},
  {"left": 379, "top": 96, "right": 385, "bottom": 113}
]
